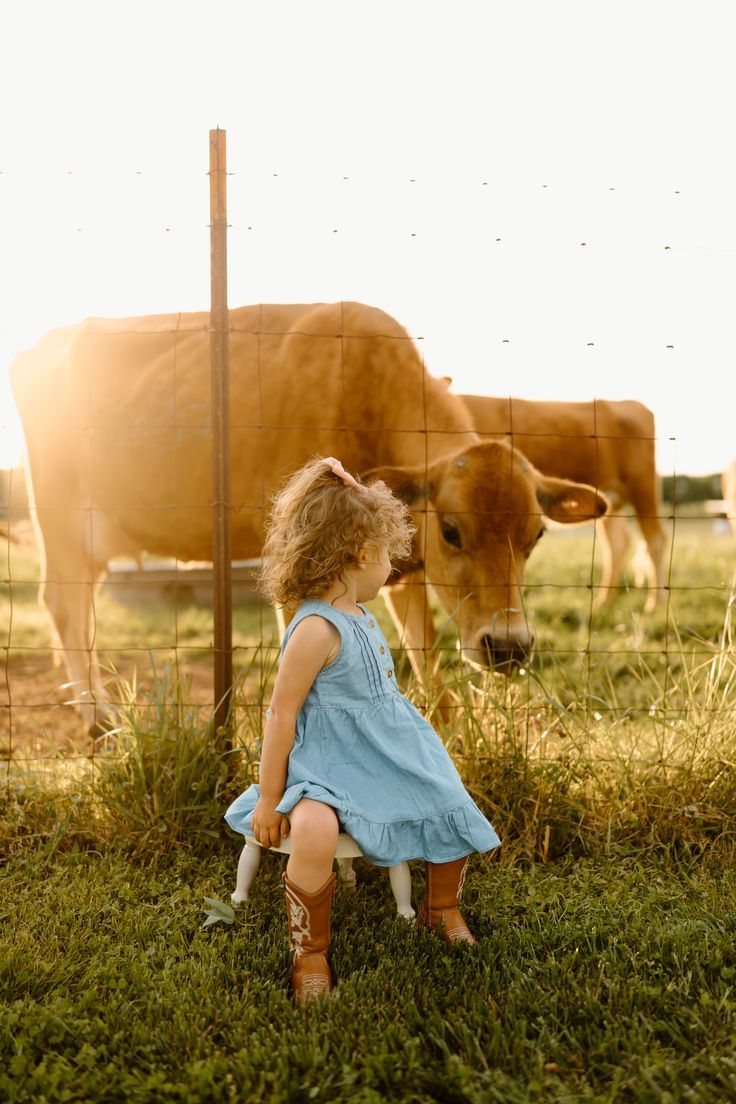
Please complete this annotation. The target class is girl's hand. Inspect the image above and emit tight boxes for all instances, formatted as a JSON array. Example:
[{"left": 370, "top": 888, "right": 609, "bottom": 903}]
[{"left": 251, "top": 799, "right": 290, "bottom": 850}]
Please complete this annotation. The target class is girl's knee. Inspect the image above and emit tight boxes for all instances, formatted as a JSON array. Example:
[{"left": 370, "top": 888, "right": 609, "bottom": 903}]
[
  {"left": 290, "top": 799, "right": 339, "bottom": 851},
  {"left": 292, "top": 799, "right": 339, "bottom": 833}
]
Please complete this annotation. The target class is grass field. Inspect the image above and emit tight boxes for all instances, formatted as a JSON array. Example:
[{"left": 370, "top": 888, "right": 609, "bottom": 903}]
[
  {"left": 2, "top": 518, "right": 736, "bottom": 1101},
  {"left": 3, "top": 516, "right": 735, "bottom": 746},
  {"left": 2, "top": 849, "right": 736, "bottom": 1103}
]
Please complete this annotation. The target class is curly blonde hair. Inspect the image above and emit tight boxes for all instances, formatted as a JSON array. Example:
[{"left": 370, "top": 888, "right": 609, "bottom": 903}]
[{"left": 259, "top": 457, "right": 416, "bottom": 607}]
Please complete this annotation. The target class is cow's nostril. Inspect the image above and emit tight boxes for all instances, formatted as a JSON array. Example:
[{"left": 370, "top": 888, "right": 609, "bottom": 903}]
[{"left": 480, "top": 635, "right": 531, "bottom": 671}]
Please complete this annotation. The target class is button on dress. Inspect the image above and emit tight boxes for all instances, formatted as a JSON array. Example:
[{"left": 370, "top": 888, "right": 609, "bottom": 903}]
[{"left": 224, "top": 599, "right": 501, "bottom": 866}]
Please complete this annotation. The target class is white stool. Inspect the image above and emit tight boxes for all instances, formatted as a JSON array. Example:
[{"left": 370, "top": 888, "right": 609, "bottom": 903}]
[{"left": 231, "top": 832, "right": 415, "bottom": 920}]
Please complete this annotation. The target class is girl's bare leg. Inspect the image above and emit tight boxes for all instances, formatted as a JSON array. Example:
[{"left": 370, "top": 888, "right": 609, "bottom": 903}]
[{"left": 286, "top": 799, "right": 339, "bottom": 892}]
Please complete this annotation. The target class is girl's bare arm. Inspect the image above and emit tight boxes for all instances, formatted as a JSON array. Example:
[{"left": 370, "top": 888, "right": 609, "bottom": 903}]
[{"left": 251, "top": 616, "right": 340, "bottom": 847}]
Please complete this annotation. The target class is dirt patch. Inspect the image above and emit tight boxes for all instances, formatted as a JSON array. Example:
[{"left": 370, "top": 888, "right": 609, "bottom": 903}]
[{"left": 1, "top": 652, "right": 229, "bottom": 763}]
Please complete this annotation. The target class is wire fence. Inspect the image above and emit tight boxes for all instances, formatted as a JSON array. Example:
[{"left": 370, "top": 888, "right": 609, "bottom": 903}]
[{"left": 1, "top": 148, "right": 735, "bottom": 778}]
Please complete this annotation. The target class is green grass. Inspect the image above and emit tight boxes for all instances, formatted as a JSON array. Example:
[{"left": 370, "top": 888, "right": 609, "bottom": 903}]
[
  {"left": 0, "top": 535, "right": 281, "bottom": 669},
  {"left": 4, "top": 521, "right": 735, "bottom": 724},
  {"left": 520, "top": 521, "right": 735, "bottom": 720},
  {"left": 1, "top": 848, "right": 735, "bottom": 1103},
  {"left": 3, "top": 522, "right": 736, "bottom": 1100},
  {"left": 4, "top": 522, "right": 736, "bottom": 864}
]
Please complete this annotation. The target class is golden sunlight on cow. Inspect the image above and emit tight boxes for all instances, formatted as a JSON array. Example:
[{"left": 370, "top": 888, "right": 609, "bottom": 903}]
[
  {"left": 722, "top": 460, "right": 736, "bottom": 539},
  {"left": 459, "top": 393, "right": 667, "bottom": 612},
  {"left": 11, "top": 302, "right": 608, "bottom": 729}
]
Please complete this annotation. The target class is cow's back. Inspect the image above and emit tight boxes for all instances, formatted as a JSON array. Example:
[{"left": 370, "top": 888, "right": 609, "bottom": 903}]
[
  {"left": 11, "top": 302, "right": 476, "bottom": 563},
  {"left": 460, "top": 394, "right": 656, "bottom": 501}
]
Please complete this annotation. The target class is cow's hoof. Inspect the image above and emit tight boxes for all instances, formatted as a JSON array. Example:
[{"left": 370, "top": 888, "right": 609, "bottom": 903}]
[{"left": 89, "top": 717, "right": 117, "bottom": 743}]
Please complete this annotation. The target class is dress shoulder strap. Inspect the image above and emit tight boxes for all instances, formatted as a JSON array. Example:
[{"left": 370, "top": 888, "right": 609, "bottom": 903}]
[{"left": 281, "top": 599, "right": 351, "bottom": 650}]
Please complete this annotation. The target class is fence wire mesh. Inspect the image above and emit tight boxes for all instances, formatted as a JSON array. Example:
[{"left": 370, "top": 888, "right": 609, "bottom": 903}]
[{"left": 1, "top": 161, "right": 735, "bottom": 785}]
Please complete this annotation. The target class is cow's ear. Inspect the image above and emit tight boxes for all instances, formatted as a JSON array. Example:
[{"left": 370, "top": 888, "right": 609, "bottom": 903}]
[
  {"left": 360, "top": 465, "right": 433, "bottom": 506},
  {"left": 536, "top": 475, "right": 609, "bottom": 523}
]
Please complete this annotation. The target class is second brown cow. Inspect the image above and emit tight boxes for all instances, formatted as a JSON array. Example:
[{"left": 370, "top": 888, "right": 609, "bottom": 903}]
[{"left": 460, "top": 393, "right": 667, "bottom": 611}]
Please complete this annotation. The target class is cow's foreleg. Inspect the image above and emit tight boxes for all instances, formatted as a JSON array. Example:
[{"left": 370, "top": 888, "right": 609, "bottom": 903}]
[
  {"left": 382, "top": 574, "right": 436, "bottom": 683},
  {"left": 594, "top": 513, "right": 631, "bottom": 608},
  {"left": 636, "top": 518, "right": 668, "bottom": 613},
  {"left": 381, "top": 577, "right": 453, "bottom": 721},
  {"left": 40, "top": 566, "right": 111, "bottom": 733},
  {"left": 631, "top": 488, "right": 668, "bottom": 613}
]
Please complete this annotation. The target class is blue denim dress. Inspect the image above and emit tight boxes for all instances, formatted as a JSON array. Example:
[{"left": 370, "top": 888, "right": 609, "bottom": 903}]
[{"left": 224, "top": 599, "right": 501, "bottom": 866}]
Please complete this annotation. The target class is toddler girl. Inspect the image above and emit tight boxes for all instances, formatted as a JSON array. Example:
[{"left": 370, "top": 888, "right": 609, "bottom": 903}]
[{"left": 225, "top": 456, "right": 500, "bottom": 1002}]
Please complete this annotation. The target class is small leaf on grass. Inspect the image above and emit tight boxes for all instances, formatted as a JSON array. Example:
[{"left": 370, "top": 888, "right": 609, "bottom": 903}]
[{"left": 201, "top": 897, "right": 235, "bottom": 929}]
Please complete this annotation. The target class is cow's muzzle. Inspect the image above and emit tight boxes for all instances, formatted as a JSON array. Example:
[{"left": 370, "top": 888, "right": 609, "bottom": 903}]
[
  {"left": 461, "top": 629, "right": 535, "bottom": 674},
  {"left": 478, "top": 633, "right": 532, "bottom": 672}
]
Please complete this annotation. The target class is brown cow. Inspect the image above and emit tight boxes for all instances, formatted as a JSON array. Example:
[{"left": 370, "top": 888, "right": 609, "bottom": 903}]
[
  {"left": 11, "top": 302, "right": 607, "bottom": 729},
  {"left": 460, "top": 394, "right": 666, "bottom": 611},
  {"left": 722, "top": 460, "right": 736, "bottom": 538}
]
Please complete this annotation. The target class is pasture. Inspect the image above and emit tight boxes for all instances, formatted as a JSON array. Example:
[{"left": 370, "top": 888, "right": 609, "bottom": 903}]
[{"left": 2, "top": 516, "right": 736, "bottom": 1102}]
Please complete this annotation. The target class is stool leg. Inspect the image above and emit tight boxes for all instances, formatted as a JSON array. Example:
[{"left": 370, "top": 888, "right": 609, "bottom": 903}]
[
  {"left": 336, "top": 856, "right": 357, "bottom": 890},
  {"left": 388, "top": 862, "right": 415, "bottom": 920},
  {"left": 231, "top": 840, "right": 262, "bottom": 905}
]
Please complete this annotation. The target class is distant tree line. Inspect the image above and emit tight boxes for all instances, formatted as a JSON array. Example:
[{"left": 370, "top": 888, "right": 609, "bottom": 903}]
[{"left": 661, "top": 472, "right": 723, "bottom": 505}]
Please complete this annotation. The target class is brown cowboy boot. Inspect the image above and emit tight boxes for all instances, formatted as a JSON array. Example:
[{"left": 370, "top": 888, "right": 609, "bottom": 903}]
[
  {"left": 283, "top": 870, "right": 336, "bottom": 1003},
  {"left": 418, "top": 856, "right": 476, "bottom": 945}
]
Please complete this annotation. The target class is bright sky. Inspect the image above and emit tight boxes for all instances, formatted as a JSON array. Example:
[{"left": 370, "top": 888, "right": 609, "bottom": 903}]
[{"left": 2, "top": 0, "right": 734, "bottom": 475}]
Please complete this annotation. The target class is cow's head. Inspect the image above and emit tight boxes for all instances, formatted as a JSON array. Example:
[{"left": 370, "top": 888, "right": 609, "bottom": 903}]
[{"left": 364, "top": 439, "right": 608, "bottom": 672}]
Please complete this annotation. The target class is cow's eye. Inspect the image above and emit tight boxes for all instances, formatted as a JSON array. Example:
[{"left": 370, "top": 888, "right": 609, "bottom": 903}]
[{"left": 441, "top": 522, "right": 462, "bottom": 549}]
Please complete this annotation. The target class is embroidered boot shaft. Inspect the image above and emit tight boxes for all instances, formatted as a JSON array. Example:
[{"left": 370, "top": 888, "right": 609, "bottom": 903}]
[
  {"left": 283, "top": 871, "right": 336, "bottom": 1003},
  {"left": 418, "top": 856, "right": 476, "bottom": 945}
]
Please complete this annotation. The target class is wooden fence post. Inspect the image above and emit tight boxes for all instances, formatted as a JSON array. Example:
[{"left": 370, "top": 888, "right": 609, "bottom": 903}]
[{"left": 209, "top": 127, "right": 233, "bottom": 746}]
